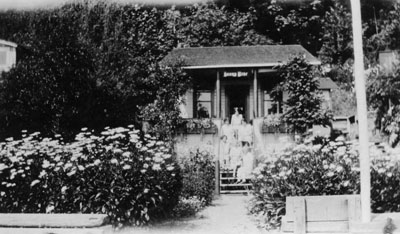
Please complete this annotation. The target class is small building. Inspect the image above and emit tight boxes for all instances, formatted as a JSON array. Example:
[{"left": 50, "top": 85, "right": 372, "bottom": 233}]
[
  {"left": 165, "top": 45, "right": 338, "bottom": 155},
  {"left": 0, "top": 39, "right": 17, "bottom": 74},
  {"left": 165, "top": 45, "right": 336, "bottom": 121}
]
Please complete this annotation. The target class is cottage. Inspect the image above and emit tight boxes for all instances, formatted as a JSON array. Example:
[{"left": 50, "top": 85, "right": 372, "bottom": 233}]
[
  {"left": 164, "top": 45, "right": 336, "bottom": 124},
  {"left": 0, "top": 39, "right": 17, "bottom": 74}
]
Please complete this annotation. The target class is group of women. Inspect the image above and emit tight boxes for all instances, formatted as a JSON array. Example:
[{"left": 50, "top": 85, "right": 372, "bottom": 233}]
[{"left": 220, "top": 107, "right": 255, "bottom": 183}]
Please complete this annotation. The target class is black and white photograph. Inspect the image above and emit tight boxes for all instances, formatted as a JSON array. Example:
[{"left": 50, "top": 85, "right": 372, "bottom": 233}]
[{"left": 0, "top": 0, "right": 400, "bottom": 233}]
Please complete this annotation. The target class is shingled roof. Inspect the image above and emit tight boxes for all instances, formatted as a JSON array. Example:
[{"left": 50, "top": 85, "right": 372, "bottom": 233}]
[{"left": 163, "top": 45, "right": 320, "bottom": 69}]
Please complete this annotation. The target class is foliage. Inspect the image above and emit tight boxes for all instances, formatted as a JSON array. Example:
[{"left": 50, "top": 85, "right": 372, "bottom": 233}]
[
  {"left": 318, "top": 1, "right": 353, "bottom": 65},
  {"left": 184, "top": 118, "right": 217, "bottom": 131},
  {"left": 249, "top": 0, "right": 336, "bottom": 55},
  {"left": 139, "top": 63, "right": 191, "bottom": 142},
  {"left": 168, "top": 3, "right": 271, "bottom": 47},
  {"left": 179, "top": 147, "right": 215, "bottom": 206},
  {"left": 0, "top": 126, "right": 181, "bottom": 226},
  {"left": 262, "top": 114, "right": 282, "bottom": 128},
  {"left": 172, "top": 196, "right": 205, "bottom": 218},
  {"left": 250, "top": 140, "right": 400, "bottom": 230},
  {"left": 367, "top": 64, "right": 400, "bottom": 146},
  {"left": 274, "top": 55, "right": 332, "bottom": 133}
]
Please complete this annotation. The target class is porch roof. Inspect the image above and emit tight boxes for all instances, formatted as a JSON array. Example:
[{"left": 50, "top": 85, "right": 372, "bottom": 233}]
[{"left": 163, "top": 45, "right": 320, "bottom": 69}]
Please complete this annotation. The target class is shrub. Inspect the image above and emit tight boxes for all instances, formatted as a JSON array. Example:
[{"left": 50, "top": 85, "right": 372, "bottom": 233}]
[
  {"left": 250, "top": 140, "right": 400, "bottom": 230},
  {"left": 0, "top": 126, "right": 181, "bottom": 226},
  {"left": 179, "top": 148, "right": 215, "bottom": 206},
  {"left": 172, "top": 196, "right": 205, "bottom": 218}
]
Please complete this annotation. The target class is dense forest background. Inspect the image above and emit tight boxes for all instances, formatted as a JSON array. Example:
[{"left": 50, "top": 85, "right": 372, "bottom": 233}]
[{"left": 1, "top": 0, "right": 400, "bottom": 140}]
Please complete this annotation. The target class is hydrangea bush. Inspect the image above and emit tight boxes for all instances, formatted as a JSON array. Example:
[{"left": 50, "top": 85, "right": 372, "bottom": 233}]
[
  {"left": 0, "top": 126, "right": 181, "bottom": 226},
  {"left": 250, "top": 140, "right": 400, "bottom": 230}
]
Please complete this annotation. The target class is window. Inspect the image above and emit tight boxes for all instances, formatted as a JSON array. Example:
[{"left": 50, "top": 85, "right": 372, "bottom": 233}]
[
  {"left": 196, "top": 91, "right": 212, "bottom": 118},
  {"left": 0, "top": 51, "right": 7, "bottom": 65},
  {"left": 263, "top": 91, "right": 283, "bottom": 115}
]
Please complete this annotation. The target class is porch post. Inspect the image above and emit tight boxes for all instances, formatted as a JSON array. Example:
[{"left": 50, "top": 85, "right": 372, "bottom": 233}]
[
  {"left": 216, "top": 70, "right": 221, "bottom": 119},
  {"left": 215, "top": 70, "right": 221, "bottom": 195},
  {"left": 253, "top": 69, "right": 258, "bottom": 118}
]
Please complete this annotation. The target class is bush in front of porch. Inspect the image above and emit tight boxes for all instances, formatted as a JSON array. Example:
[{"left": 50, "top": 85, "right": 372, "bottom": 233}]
[
  {"left": 249, "top": 140, "right": 400, "bottom": 230},
  {"left": 273, "top": 55, "right": 332, "bottom": 134}
]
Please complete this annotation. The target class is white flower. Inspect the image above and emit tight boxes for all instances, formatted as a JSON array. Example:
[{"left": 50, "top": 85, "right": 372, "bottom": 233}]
[
  {"left": 136, "top": 143, "right": 142, "bottom": 149},
  {"left": 61, "top": 186, "right": 68, "bottom": 194},
  {"left": 143, "top": 188, "right": 149, "bottom": 193},
  {"left": 39, "top": 170, "right": 47, "bottom": 178},
  {"left": 78, "top": 165, "right": 85, "bottom": 171},
  {"left": 143, "top": 163, "right": 149, "bottom": 169},
  {"left": 110, "top": 158, "right": 118, "bottom": 164},
  {"left": 336, "top": 166, "right": 344, "bottom": 173},
  {"left": 0, "top": 163, "right": 8, "bottom": 171},
  {"left": 94, "top": 159, "right": 101, "bottom": 166},
  {"left": 122, "top": 152, "right": 131, "bottom": 157},
  {"left": 140, "top": 169, "right": 146, "bottom": 173},
  {"left": 81, "top": 127, "right": 88, "bottom": 131},
  {"left": 323, "top": 164, "right": 329, "bottom": 170},
  {"left": 123, "top": 165, "right": 132, "bottom": 170},
  {"left": 298, "top": 168, "right": 305, "bottom": 173},
  {"left": 327, "top": 171, "right": 334, "bottom": 177},
  {"left": 167, "top": 166, "right": 174, "bottom": 171},
  {"left": 30, "top": 180, "right": 40, "bottom": 187},
  {"left": 152, "top": 164, "right": 161, "bottom": 171},
  {"left": 343, "top": 181, "right": 350, "bottom": 187},
  {"left": 378, "top": 168, "right": 386, "bottom": 174}
]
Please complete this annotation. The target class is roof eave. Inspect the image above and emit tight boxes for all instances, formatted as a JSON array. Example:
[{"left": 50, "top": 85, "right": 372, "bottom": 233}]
[
  {"left": 0, "top": 39, "right": 17, "bottom": 48},
  {"left": 183, "top": 61, "right": 321, "bottom": 69}
]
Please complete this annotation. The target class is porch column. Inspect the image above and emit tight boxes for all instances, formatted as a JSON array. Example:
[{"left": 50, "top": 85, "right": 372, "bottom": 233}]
[
  {"left": 215, "top": 70, "right": 221, "bottom": 195},
  {"left": 253, "top": 69, "right": 258, "bottom": 118},
  {"left": 216, "top": 71, "right": 221, "bottom": 118}
]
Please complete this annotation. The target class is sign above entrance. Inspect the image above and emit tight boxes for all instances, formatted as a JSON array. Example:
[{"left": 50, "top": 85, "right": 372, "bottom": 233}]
[{"left": 223, "top": 71, "right": 250, "bottom": 78}]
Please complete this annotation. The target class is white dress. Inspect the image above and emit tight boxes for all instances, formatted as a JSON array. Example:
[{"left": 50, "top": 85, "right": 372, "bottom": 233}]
[
  {"left": 220, "top": 141, "right": 231, "bottom": 168},
  {"left": 242, "top": 124, "right": 253, "bottom": 144},
  {"left": 231, "top": 114, "right": 243, "bottom": 129},
  {"left": 221, "top": 124, "right": 234, "bottom": 143},
  {"left": 229, "top": 146, "right": 242, "bottom": 169},
  {"left": 237, "top": 151, "right": 255, "bottom": 181}
]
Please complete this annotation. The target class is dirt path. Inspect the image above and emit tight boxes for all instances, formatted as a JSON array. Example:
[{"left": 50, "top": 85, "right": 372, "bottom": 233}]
[{"left": 113, "top": 195, "right": 270, "bottom": 234}]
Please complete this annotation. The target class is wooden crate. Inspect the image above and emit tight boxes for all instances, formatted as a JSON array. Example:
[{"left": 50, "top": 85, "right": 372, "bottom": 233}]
[{"left": 281, "top": 195, "right": 361, "bottom": 234}]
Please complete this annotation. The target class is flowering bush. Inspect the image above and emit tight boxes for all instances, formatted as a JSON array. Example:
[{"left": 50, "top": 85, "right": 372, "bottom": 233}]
[
  {"left": 185, "top": 118, "right": 217, "bottom": 132},
  {"left": 263, "top": 114, "right": 282, "bottom": 128},
  {"left": 0, "top": 126, "right": 181, "bottom": 226},
  {"left": 179, "top": 148, "right": 215, "bottom": 206},
  {"left": 250, "top": 140, "right": 400, "bottom": 230}
]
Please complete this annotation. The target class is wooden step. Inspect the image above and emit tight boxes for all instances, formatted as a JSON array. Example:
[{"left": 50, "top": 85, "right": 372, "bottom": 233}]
[
  {"left": 220, "top": 190, "right": 250, "bottom": 194},
  {"left": 220, "top": 183, "right": 252, "bottom": 187}
]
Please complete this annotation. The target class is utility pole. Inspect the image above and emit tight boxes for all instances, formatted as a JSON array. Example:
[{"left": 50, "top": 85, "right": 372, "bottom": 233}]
[{"left": 350, "top": 0, "right": 371, "bottom": 223}]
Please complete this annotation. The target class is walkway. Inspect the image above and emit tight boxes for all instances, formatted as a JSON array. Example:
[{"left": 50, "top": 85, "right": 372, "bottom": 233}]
[{"left": 115, "top": 195, "right": 271, "bottom": 234}]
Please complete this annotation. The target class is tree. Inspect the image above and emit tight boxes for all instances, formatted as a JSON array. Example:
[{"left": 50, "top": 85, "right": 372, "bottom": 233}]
[
  {"left": 168, "top": 3, "right": 272, "bottom": 47},
  {"left": 274, "top": 55, "right": 332, "bottom": 133},
  {"left": 318, "top": 1, "right": 353, "bottom": 65}
]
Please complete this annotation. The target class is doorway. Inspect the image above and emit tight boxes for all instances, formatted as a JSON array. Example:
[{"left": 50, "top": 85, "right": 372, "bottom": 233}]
[{"left": 225, "top": 85, "right": 250, "bottom": 121}]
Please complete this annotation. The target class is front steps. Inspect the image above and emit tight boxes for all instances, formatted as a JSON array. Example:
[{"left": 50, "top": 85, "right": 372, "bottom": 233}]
[{"left": 219, "top": 169, "right": 252, "bottom": 194}]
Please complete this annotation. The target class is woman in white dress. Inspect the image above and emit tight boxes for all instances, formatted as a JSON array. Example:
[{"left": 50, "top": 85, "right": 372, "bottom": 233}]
[
  {"left": 231, "top": 107, "right": 243, "bottom": 140},
  {"left": 229, "top": 140, "right": 242, "bottom": 176},
  {"left": 220, "top": 118, "right": 234, "bottom": 144},
  {"left": 237, "top": 142, "right": 255, "bottom": 183}
]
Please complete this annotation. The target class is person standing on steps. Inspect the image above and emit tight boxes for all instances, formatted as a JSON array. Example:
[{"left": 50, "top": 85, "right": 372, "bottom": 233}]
[
  {"left": 231, "top": 107, "right": 243, "bottom": 140},
  {"left": 220, "top": 135, "right": 231, "bottom": 170},
  {"left": 221, "top": 118, "right": 233, "bottom": 144},
  {"left": 229, "top": 140, "right": 242, "bottom": 178}
]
